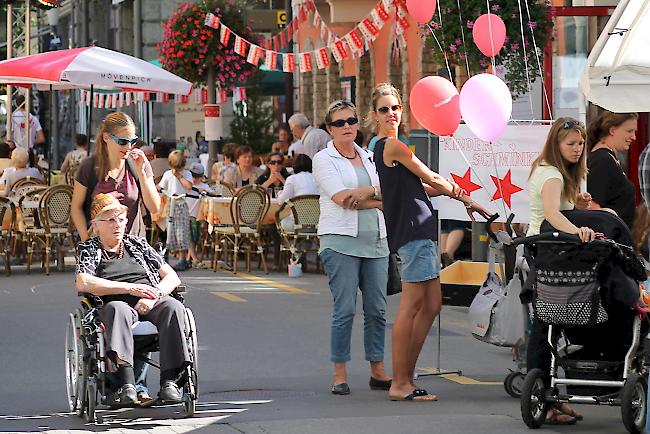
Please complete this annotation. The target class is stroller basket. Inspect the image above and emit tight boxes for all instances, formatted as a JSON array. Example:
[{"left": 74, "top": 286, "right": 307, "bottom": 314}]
[{"left": 534, "top": 277, "right": 608, "bottom": 327}]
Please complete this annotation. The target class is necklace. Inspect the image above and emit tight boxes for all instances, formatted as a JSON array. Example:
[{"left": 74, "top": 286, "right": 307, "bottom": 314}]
[
  {"left": 334, "top": 145, "right": 357, "bottom": 160},
  {"left": 102, "top": 241, "right": 124, "bottom": 261}
]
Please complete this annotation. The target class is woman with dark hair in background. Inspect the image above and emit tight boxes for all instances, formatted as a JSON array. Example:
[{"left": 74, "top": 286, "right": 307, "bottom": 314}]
[
  {"left": 256, "top": 151, "right": 291, "bottom": 198},
  {"left": 271, "top": 124, "right": 293, "bottom": 156},
  {"left": 61, "top": 133, "right": 89, "bottom": 174},
  {"left": 277, "top": 154, "right": 319, "bottom": 203},
  {"left": 586, "top": 111, "right": 638, "bottom": 229}
]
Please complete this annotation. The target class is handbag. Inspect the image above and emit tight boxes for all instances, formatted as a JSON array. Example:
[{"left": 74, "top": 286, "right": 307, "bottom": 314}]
[{"left": 387, "top": 253, "right": 402, "bottom": 296}]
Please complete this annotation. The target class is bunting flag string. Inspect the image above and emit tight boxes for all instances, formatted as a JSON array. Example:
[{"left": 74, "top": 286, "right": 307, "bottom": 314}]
[
  {"left": 80, "top": 86, "right": 247, "bottom": 108},
  {"left": 204, "top": 0, "right": 397, "bottom": 74}
]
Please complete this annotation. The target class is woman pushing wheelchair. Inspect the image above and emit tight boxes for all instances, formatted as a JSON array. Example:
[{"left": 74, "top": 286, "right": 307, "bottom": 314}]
[{"left": 75, "top": 193, "right": 191, "bottom": 405}]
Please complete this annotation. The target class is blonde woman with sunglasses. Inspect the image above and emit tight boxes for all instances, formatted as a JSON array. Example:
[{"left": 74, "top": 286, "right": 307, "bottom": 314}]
[
  {"left": 313, "top": 100, "right": 392, "bottom": 396},
  {"left": 71, "top": 112, "right": 160, "bottom": 242}
]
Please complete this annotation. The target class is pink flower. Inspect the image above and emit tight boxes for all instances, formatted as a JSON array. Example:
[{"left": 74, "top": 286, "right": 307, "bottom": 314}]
[
  {"left": 491, "top": 5, "right": 500, "bottom": 12},
  {"left": 467, "top": 20, "right": 474, "bottom": 29},
  {"left": 528, "top": 21, "right": 537, "bottom": 30},
  {"left": 455, "top": 38, "right": 462, "bottom": 45},
  {"left": 511, "top": 43, "right": 519, "bottom": 50},
  {"left": 449, "top": 44, "right": 457, "bottom": 52}
]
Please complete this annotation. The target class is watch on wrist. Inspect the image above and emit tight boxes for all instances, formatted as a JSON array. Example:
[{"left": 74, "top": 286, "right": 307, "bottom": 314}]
[{"left": 465, "top": 199, "right": 473, "bottom": 209}]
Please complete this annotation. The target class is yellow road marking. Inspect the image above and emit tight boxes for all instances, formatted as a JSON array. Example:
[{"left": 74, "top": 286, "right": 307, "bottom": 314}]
[
  {"left": 235, "top": 272, "right": 313, "bottom": 294},
  {"left": 212, "top": 292, "right": 247, "bottom": 302},
  {"left": 417, "top": 367, "right": 502, "bottom": 385}
]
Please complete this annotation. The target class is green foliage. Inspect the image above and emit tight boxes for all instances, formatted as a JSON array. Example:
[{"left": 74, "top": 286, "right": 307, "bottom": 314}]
[
  {"left": 228, "top": 72, "right": 274, "bottom": 154},
  {"left": 427, "top": 0, "right": 553, "bottom": 97}
]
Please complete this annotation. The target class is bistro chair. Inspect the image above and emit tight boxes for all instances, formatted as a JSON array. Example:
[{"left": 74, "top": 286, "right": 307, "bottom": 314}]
[
  {"left": 0, "top": 197, "right": 16, "bottom": 276},
  {"left": 39, "top": 185, "right": 76, "bottom": 272},
  {"left": 12, "top": 176, "right": 46, "bottom": 191},
  {"left": 275, "top": 194, "right": 320, "bottom": 271},
  {"left": 213, "top": 185, "right": 270, "bottom": 274}
]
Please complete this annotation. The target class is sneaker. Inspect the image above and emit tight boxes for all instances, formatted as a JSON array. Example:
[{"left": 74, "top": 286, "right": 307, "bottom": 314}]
[
  {"left": 159, "top": 380, "right": 183, "bottom": 403},
  {"left": 118, "top": 384, "right": 137, "bottom": 404},
  {"left": 173, "top": 259, "right": 189, "bottom": 272}
]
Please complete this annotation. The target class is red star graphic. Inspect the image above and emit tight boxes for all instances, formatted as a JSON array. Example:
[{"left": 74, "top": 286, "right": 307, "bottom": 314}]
[
  {"left": 450, "top": 168, "right": 481, "bottom": 195},
  {"left": 490, "top": 170, "right": 523, "bottom": 209}
]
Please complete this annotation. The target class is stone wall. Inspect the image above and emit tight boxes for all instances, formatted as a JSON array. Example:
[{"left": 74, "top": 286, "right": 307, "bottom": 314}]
[{"left": 355, "top": 51, "right": 373, "bottom": 134}]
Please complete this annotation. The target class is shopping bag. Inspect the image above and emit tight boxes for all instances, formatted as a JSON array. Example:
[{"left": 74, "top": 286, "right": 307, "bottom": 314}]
[{"left": 468, "top": 271, "right": 504, "bottom": 337}]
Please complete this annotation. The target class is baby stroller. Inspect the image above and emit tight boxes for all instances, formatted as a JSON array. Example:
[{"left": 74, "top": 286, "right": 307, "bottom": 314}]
[{"left": 515, "top": 210, "right": 648, "bottom": 433}]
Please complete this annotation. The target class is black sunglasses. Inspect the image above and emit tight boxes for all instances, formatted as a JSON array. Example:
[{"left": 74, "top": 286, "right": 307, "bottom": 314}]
[
  {"left": 268, "top": 160, "right": 283, "bottom": 165},
  {"left": 109, "top": 133, "right": 139, "bottom": 147},
  {"left": 329, "top": 117, "right": 359, "bottom": 128},
  {"left": 562, "top": 120, "right": 584, "bottom": 130},
  {"left": 377, "top": 104, "right": 402, "bottom": 114}
]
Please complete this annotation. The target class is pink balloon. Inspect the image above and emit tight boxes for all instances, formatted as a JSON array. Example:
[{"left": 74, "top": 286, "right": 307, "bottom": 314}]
[
  {"left": 410, "top": 76, "right": 460, "bottom": 137},
  {"left": 406, "top": 0, "right": 437, "bottom": 26},
  {"left": 459, "top": 73, "right": 512, "bottom": 142},
  {"left": 472, "top": 14, "right": 506, "bottom": 57}
]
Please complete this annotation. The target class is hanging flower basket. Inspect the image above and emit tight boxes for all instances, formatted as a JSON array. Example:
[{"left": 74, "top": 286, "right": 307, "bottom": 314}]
[
  {"left": 426, "top": 0, "right": 553, "bottom": 97},
  {"left": 158, "top": 0, "right": 259, "bottom": 89}
]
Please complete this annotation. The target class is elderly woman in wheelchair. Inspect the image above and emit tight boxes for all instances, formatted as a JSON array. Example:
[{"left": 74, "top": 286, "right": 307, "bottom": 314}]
[{"left": 75, "top": 193, "right": 192, "bottom": 406}]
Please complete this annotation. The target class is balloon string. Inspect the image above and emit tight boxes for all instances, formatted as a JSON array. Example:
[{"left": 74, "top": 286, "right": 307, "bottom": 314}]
[
  {"left": 455, "top": 0, "right": 471, "bottom": 79},
  {"left": 523, "top": 0, "right": 552, "bottom": 118},
  {"left": 449, "top": 135, "right": 491, "bottom": 194},
  {"left": 488, "top": 141, "right": 510, "bottom": 218},
  {"left": 516, "top": 0, "right": 535, "bottom": 117},
  {"left": 426, "top": 24, "right": 453, "bottom": 81},
  {"left": 484, "top": 0, "right": 497, "bottom": 73}
]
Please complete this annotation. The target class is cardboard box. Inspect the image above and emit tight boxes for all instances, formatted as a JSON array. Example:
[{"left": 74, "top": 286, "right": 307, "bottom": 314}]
[{"left": 440, "top": 261, "right": 503, "bottom": 306}]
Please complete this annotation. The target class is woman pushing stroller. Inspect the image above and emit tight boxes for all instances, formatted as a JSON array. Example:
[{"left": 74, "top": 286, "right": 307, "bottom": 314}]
[{"left": 525, "top": 118, "right": 595, "bottom": 424}]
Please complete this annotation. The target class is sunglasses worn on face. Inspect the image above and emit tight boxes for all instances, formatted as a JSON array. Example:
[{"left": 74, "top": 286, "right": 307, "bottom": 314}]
[
  {"left": 562, "top": 120, "right": 584, "bottom": 130},
  {"left": 268, "top": 160, "right": 283, "bottom": 165},
  {"left": 377, "top": 104, "right": 402, "bottom": 114},
  {"left": 97, "top": 217, "right": 128, "bottom": 225},
  {"left": 109, "top": 133, "right": 139, "bottom": 147},
  {"left": 329, "top": 117, "right": 359, "bottom": 128}
]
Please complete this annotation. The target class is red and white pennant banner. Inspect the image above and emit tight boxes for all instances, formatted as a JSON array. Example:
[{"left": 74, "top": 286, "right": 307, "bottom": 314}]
[{"left": 299, "top": 52, "right": 313, "bottom": 72}]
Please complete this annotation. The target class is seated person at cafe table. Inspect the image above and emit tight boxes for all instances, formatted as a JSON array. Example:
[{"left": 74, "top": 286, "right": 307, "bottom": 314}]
[
  {"left": 222, "top": 145, "right": 264, "bottom": 189},
  {"left": 256, "top": 151, "right": 291, "bottom": 198},
  {"left": 0, "top": 147, "right": 44, "bottom": 195}
]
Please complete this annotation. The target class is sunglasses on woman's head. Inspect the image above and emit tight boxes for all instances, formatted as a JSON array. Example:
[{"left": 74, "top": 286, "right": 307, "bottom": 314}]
[
  {"left": 109, "top": 133, "right": 139, "bottom": 147},
  {"left": 377, "top": 104, "right": 402, "bottom": 114},
  {"left": 328, "top": 117, "right": 359, "bottom": 128},
  {"left": 268, "top": 160, "right": 283, "bottom": 165},
  {"left": 562, "top": 120, "right": 584, "bottom": 130}
]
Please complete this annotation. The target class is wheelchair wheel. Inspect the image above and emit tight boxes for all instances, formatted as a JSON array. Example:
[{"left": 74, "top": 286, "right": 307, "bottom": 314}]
[
  {"left": 520, "top": 368, "right": 548, "bottom": 429},
  {"left": 84, "top": 378, "right": 98, "bottom": 423},
  {"left": 65, "top": 311, "right": 83, "bottom": 412},
  {"left": 183, "top": 308, "right": 199, "bottom": 417},
  {"left": 504, "top": 371, "right": 525, "bottom": 398},
  {"left": 621, "top": 372, "right": 647, "bottom": 434}
]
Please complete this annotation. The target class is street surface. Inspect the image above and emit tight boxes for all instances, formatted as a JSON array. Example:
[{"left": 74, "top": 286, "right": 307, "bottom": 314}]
[{"left": 0, "top": 263, "right": 635, "bottom": 434}]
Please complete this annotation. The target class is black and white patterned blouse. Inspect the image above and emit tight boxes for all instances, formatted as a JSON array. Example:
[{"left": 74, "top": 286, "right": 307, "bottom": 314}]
[{"left": 76, "top": 235, "right": 165, "bottom": 286}]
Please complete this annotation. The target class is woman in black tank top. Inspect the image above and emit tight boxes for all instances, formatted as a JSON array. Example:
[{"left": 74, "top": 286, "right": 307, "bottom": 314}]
[{"left": 370, "top": 83, "right": 491, "bottom": 402}]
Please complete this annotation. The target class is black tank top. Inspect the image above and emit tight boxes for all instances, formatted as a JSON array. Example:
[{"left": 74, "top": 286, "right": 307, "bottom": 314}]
[{"left": 374, "top": 137, "right": 437, "bottom": 252}]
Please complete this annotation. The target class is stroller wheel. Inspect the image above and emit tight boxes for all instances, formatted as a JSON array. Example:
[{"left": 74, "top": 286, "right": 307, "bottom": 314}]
[
  {"left": 520, "top": 368, "right": 548, "bottom": 429},
  {"left": 505, "top": 371, "right": 525, "bottom": 398},
  {"left": 621, "top": 373, "right": 647, "bottom": 434}
]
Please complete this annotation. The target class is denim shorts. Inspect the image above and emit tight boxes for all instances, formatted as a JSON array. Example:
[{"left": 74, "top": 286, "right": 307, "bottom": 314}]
[{"left": 397, "top": 239, "right": 441, "bottom": 282}]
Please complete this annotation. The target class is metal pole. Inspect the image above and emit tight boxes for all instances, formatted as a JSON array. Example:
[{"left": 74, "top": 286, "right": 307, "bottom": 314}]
[
  {"left": 6, "top": 4, "right": 13, "bottom": 141},
  {"left": 207, "top": 68, "right": 218, "bottom": 168},
  {"left": 133, "top": 0, "right": 142, "bottom": 58},
  {"left": 24, "top": 0, "right": 31, "bottom": 151},
  {"left": 87, "top": 85, "right": 93, "bottom": 155},
  {"left": 81, "top": 0, "right": 89, "bottom": 46},
  {"left": 52, "top": 89, "right": 60, "bottom": 170},
  {"left": 284, "top": 0, "right": 294, "bottom": 118}
]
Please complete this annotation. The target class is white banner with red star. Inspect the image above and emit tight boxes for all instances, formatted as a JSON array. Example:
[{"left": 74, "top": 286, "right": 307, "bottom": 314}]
[{"left": 438, "top": 124, "right": 550, "bottom": 223}]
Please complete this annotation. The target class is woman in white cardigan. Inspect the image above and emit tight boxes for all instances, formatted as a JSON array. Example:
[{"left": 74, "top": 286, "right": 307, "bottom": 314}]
[{"left": 313, "top": 100, "right": 391, "bottom": 396}]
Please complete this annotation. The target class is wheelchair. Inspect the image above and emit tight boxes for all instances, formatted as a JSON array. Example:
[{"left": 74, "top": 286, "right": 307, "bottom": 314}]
[{"left": 64, "top": 285, "right": 198, "bottom": 423}]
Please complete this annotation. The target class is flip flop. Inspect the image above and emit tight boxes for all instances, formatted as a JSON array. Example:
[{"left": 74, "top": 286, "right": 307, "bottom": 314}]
[
  {"left": 545, "top": 408, "right": 577, "bottom": 425},
  {"left": 389, "top": 388, "right": 438, "bottom": 401},
  {"left": 555, "top": 403, "right": 583, "bottom": 421}
]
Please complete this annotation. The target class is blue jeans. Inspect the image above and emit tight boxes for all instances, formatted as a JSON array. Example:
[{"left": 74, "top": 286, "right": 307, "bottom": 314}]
[{"left": 319, "top": 249, "right": 388, "bottom": 363}]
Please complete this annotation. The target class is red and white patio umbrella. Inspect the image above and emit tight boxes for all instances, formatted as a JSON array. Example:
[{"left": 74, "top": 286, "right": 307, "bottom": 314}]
[{"left": 0, "top": 46, "right": 191, "bottom": 94}]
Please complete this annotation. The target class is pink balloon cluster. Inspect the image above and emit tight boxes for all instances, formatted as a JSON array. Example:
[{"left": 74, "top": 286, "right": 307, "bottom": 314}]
[{"left": 409, "top": 74, "right": 512, "bottom": 142}]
